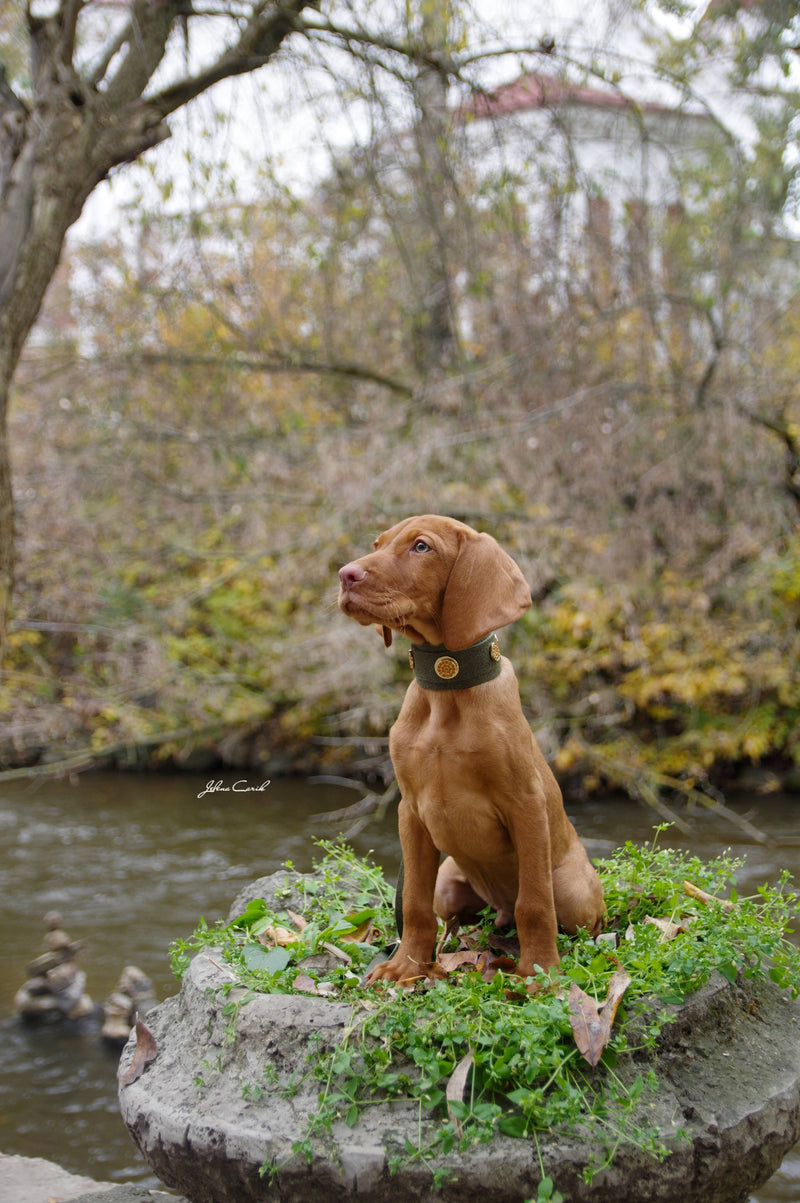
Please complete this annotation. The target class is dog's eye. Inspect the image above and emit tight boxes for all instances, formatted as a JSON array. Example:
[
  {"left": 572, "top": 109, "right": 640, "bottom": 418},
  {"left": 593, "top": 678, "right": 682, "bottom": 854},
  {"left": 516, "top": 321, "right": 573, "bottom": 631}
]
[{"left": 412, "top": 539, "right": 431, "bottom": 553}]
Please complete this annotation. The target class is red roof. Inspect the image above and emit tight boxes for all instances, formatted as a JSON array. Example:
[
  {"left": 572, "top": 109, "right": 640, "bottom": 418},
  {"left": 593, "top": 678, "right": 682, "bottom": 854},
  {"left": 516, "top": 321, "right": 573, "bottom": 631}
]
[{"left": 465, "top": 71, "right": 686, "bottom": 121}]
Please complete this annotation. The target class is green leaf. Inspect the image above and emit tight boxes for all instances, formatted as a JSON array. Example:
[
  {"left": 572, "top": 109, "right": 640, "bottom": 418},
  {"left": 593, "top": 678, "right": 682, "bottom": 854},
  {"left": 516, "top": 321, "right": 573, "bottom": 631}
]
[
  {"left": 497, "top": 1113, "right": 528, "bottom": 1137},
  {"left": 229, "top": 899, "right": 268, "bottom": 930},
  {"left": 242, "top": 944, "right": 293, "bottom": 973},
  {"left": 320, "top": 908, "right": 377, "bottom": 939}
]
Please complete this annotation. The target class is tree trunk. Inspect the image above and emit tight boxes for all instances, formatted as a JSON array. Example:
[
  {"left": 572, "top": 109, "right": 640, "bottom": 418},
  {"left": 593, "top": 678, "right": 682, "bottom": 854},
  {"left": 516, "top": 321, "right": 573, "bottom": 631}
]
[
  {"left": 0, "top": 382, "right": 13, "bottom": 642},
  {"left": 409, "top": 1, "right": 460, "bottom": 376},
  {"left": 0, "top": 9, "right": 174, "bottom": 650},
  {"left": 0, "top": 0, "right": 319, "bottom": 650}
]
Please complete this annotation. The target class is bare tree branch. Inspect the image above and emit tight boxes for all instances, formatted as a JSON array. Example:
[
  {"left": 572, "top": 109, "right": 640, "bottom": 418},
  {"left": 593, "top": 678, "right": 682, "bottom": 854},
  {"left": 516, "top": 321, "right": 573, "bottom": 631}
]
[
  {"left": 101, "top": 0, "right": 182, "bottom": 107},
  {"left": 97, "top": 349, "right": 415, "bottom": 397},
  {"left": 88, "top": 15, "right": 137, "bottom": 87},
  {"left": 56, "top": 0, "right": 85, "bottom": 66},
  {"left": 293, "top": 11, "right": 454, "bottom": 71},
  {"left": 143, "top": 1, "right": 319, "bottom": 118},
  {"left": 741, "top": 403, "right": 800, "bottom": 514}
]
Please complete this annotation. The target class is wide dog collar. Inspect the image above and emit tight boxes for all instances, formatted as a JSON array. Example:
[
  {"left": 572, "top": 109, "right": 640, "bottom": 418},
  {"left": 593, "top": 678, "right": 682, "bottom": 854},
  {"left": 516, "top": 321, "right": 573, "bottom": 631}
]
[{"left": 408, "top": 631, "right": 502, "bottom": 691}]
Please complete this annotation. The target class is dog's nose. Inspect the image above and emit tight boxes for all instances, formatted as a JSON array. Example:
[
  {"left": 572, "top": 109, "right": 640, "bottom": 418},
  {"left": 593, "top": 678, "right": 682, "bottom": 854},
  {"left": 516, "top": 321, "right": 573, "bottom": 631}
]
[{"left": 339, "top": 562, "right": 367, "bottom": 588}]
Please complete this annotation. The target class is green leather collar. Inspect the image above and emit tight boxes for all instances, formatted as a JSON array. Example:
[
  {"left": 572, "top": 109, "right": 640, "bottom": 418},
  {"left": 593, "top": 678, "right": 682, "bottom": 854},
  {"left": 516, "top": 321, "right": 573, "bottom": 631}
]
[{"left": 408, "top": 632, "right": 502, "bottom": 691}]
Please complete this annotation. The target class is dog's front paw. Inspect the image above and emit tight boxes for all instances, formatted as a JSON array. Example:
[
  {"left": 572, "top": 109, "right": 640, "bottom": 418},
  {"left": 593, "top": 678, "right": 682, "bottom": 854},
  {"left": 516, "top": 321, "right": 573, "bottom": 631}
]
[
  {"left": 366, "top": 951, "right": 430, "bottom": 987},
  {"left": 516, "top": 948, "right": 560, "bottom": 993}
]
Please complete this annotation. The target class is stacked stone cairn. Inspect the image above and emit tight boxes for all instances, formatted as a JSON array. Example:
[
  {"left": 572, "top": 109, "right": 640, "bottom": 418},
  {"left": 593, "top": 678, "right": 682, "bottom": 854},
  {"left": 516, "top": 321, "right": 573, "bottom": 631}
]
[
  {"left": 14, "top": 913, "right": 157, "bottom": 1041},
  {"left": 101, "top": 966, "right": 158, "bottom": 1044},
  {"left": 14, "top": 911, "right": 94, "bottom": 1023}
]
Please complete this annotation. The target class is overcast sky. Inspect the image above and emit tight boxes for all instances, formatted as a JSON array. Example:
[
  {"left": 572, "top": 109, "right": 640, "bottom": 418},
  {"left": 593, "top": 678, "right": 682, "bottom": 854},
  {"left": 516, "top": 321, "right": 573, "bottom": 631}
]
[
  {"left": 71, "top": 1, "right": 685, "bottom": 238},
  {"left": 72, "top": 0, "right": 799, "bottom": 243}
]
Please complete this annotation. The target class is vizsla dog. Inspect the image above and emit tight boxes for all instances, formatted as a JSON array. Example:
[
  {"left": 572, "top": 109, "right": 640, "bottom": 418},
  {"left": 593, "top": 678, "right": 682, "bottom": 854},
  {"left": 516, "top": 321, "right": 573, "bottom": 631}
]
[{"left": 338, "top": 515, "right": 604, "bottom": 987}]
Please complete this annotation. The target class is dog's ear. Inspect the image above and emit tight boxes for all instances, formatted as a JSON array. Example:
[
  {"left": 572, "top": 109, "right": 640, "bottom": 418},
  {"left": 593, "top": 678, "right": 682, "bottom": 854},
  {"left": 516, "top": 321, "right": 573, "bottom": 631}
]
[{"left": 440, "top": 531, "right": 531, "bottom": 650}]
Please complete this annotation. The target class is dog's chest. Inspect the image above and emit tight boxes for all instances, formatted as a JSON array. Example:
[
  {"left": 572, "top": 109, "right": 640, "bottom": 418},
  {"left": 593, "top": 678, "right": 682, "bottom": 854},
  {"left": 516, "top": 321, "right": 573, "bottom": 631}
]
[
  {"left": 391, "top": 708, "right": 518, "bottom": 845},
  {"left": 390, "top": 705, "right": 485, "bottom": 778},
  {"left": 390, "top": 688, "right": 524, "bottom": 780}
]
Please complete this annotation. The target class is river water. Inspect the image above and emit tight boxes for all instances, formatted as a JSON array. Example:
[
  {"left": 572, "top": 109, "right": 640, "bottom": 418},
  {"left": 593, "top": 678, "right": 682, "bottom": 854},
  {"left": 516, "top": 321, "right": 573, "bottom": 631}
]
[{"left": 0, "top": 771, "right": 798, "bottom": 1199}]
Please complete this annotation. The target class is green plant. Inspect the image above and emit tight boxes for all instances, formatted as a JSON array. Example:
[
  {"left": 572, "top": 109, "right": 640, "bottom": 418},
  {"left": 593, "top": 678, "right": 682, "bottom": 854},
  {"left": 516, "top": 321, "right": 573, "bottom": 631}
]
[{"left": 171, "top": 837, "right": 800, "bottom": 1194}]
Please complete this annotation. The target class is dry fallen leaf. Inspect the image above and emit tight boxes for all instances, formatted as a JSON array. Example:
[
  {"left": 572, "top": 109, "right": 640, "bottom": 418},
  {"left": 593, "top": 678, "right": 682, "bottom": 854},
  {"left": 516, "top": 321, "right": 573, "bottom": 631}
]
[
  {"left": 446, "top": 1050, "right": 474, "bottom": 1135},
  {"left": 258, "top": 924, "right": 297, "bottom": 947},
  {"left": 435, "top": 916, "right": 461, "bottom": 961},
  {"left": 339, "top": 918, "right": 375, "bottom": 944},
  {"left": 437, "top": 950, "right": 487, "bottom": 973},
  {"left": 486, "top": 934, "right": 521, "bottom": 957},
  {"left": 481, "top": 954, "right": 518, "bottom": 982},
  {"left": 457, "top": 928, "right": 521, "bottom": 959},
  {"left": 119, "top": 1018, "right": 158, "bottom": 1086},
  {"left": 321, "top": 941, "right": 353, "bottom": 965},
  {"left": 433, "top": 948, "right": 519, "bottom": 983},
  {"left": 601, "top": 970, "right": 632, "bottom": 1025},
  {"left": 644, "top": 915, "right": 692, "bottom": 941},
  {"left": 292, "top": 973, "right": 319, "bottom": 994},
  {"left": 424, "top": 960, "right": 450, "bottom": 981},
  {"left": 568, "top": 971, "right": 632, "bottom": 1068},
  {"left": 568, "top": 983, "right": 603, "bottom": 1066}
]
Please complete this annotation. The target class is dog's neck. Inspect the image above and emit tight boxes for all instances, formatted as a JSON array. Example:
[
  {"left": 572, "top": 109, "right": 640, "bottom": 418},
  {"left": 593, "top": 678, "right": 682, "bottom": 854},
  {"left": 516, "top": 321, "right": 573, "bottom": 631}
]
[{"left": 408, "top": 631, "right": 502, "bottom": 691}]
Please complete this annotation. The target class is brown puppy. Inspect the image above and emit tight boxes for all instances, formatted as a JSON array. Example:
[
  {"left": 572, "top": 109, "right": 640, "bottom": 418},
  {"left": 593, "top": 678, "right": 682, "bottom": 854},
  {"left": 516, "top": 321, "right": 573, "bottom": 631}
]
[{"left": 338, "top": 515, "right": 604, "bottom": 986}]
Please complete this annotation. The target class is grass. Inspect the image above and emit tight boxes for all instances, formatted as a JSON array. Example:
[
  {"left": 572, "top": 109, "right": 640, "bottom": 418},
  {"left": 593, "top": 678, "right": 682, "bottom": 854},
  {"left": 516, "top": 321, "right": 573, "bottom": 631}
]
[{"left": 169, "top": 831, "right": 800, "bottom": 1194}]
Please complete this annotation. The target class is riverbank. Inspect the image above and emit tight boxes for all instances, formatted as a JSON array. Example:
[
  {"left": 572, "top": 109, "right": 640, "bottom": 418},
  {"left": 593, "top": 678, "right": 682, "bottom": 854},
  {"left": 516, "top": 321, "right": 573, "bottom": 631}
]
[
  {"left": 4, "top": 519, "right": 800, "bottom": 814},
  {"left": 2, "top": 775, "right": 799, "bottom": 1200},
  {"left": 2, "top": 714, "right": 800, "bottom": 821}
]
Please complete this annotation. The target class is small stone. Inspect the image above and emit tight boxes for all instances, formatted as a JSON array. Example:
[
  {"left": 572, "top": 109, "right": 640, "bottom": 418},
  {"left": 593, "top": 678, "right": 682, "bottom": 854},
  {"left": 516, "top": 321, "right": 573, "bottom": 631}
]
[{"left": 102, "top": 966, "right": 158, "bottom": 1043}]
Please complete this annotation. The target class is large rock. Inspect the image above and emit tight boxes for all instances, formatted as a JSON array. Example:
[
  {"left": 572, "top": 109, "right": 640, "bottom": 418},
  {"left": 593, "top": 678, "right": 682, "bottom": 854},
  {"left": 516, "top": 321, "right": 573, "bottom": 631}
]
[
  {"left": 0, "top": 1154, "right": 120, "bottom": 1203},
  {"left": 119, "top": 873, "right": 800, "bottom": 1202}
]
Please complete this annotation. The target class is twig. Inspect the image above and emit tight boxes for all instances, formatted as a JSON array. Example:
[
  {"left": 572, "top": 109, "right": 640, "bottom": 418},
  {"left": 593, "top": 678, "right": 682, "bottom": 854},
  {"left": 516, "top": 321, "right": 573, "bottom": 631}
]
[
  {"left": 684, "top": 880, "right": 735, "bottom": 911},
  {"left": 309, "top": 774, "right": 372, "bottom": 792},
  {"left": 311, "top": 781, "right": 399, "bottom": 833},
  {"left": 574, "top": 737, "right": 769, "bottom": 844}
]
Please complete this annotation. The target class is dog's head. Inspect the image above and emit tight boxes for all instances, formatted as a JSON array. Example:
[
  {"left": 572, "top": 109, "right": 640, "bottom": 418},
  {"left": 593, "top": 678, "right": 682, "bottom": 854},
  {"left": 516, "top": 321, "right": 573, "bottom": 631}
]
[{"left": 338, "top": 515, "right": 531, "bottom": 650}]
